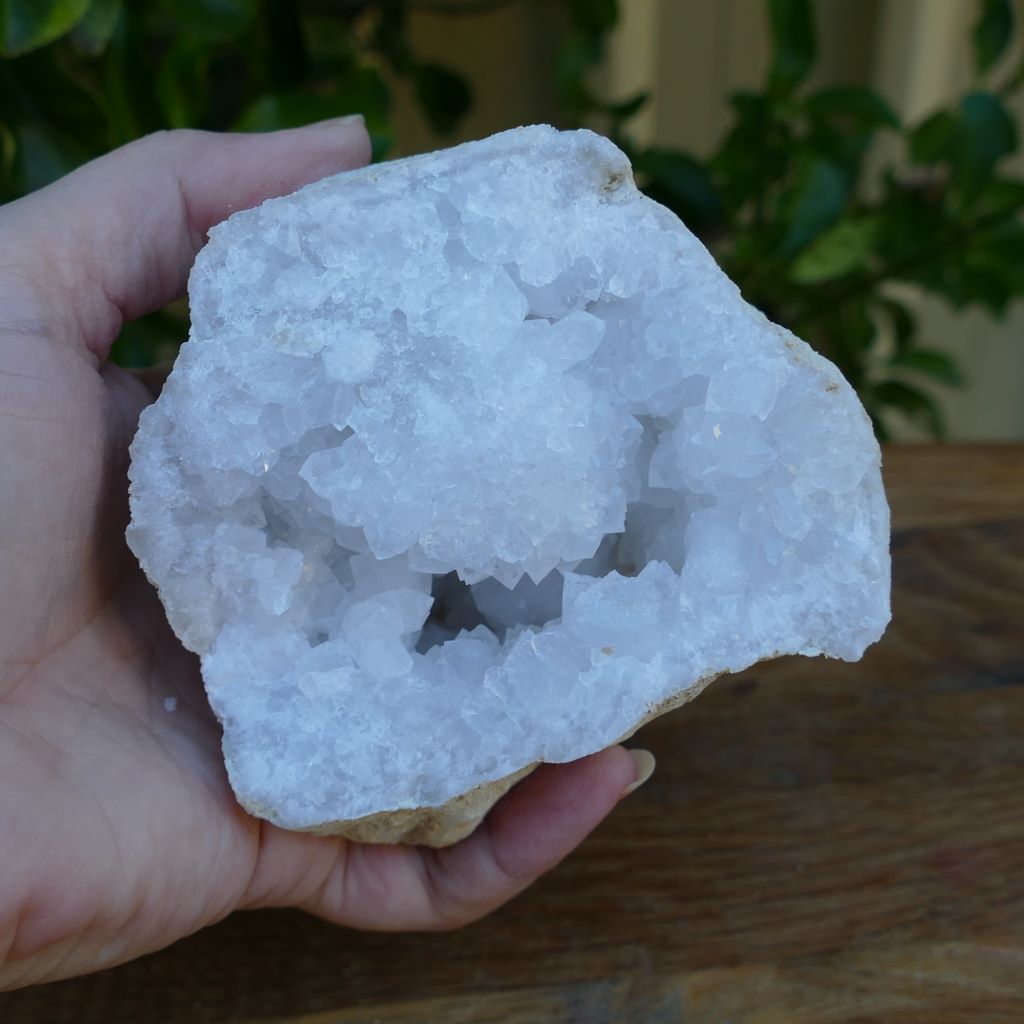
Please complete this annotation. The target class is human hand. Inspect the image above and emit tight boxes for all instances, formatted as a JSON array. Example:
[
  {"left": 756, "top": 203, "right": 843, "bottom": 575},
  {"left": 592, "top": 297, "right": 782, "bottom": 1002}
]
[{"left": 0, "top": 120, "right": 649, "bottom": 990}]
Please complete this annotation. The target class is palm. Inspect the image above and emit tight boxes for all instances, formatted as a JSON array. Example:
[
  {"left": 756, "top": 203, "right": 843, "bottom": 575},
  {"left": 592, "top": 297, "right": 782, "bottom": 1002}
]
[
  {"left": 0, "top": 125, "right": 638, "bottom": 990},
  {"left": 0, "top": 326, "right": 256, "bottom": 979}
]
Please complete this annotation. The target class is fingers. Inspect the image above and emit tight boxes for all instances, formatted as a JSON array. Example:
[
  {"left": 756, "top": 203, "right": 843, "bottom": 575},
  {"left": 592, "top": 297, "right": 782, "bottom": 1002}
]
[
  {"left": 299, "top": 746, "right": 646, "bottom": 932},
  {"left": 0, "top": 117, "right": 370, "bottom": 361},
  {"left": 424, "top": 746, "right": 646, "bottom": 924},
  {"left": 126, "top": 360, "right": 176, "bottom": 401}
]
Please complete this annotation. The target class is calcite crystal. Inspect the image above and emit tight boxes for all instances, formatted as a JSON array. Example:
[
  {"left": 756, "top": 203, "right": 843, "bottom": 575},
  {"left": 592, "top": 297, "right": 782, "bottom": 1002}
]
[{"left": 127, "top": 125, "right": 890, "bottom": 845}]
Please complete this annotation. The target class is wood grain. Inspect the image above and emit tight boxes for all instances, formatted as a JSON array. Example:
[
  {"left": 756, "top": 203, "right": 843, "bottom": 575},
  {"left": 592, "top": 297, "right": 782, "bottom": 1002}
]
[{"left": 4, "top": 443, "right": 1023, "bottom": 1023}]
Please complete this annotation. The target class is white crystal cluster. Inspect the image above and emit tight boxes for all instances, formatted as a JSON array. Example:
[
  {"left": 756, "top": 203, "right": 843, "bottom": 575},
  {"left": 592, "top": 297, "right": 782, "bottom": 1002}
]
[{"left": 127, "top": 126, "right": 890, "bottom": 831}]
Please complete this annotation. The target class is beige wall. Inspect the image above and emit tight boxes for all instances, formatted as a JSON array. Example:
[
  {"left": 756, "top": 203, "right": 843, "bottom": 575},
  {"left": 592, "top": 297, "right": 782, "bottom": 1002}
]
[
  {"left": 873, "top": 0, "right": 1024, "bottom": 440},
  {"left": 604, "top": 0, "right": 881, "bottom": 154},
  {"left": 390, "top": 0, "right": 567, "bottom": 156},
  {"left": 395, "top": 0, "right": 1024, "bottom": 440}
]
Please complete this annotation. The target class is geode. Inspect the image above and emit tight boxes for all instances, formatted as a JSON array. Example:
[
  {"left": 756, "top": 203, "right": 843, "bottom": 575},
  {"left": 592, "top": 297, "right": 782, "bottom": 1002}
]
[{"left": 127, "top": 125, "right": 890, "bottom": 846}]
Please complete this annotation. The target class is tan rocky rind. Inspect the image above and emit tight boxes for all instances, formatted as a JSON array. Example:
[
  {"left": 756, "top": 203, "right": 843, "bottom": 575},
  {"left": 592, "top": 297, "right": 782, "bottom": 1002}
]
[{"left": 237, "top": 668, "right": 728, "bottom": 847}]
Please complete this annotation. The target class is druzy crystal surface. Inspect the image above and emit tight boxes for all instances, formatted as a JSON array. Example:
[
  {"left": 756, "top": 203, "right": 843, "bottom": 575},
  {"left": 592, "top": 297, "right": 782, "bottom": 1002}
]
[{"left": 127, "top": 126, "right": 890, "bottom": 832}]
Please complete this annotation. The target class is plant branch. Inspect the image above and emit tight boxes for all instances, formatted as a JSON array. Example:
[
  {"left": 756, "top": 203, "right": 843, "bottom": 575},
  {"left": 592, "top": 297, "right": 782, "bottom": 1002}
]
[{"left": 800, "top": 197, "right": 1024, "bottom": 325}]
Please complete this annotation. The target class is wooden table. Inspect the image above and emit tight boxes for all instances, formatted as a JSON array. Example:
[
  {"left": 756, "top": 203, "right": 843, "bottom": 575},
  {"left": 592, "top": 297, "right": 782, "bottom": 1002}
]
[{"left": 5, "top": 443, "right": 1024, "bottom": 1023}]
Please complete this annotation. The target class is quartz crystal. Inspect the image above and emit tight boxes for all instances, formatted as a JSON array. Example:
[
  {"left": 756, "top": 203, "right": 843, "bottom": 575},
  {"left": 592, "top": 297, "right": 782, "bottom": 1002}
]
[{"left": 127, "top": 125, "right": 890, "bottom": 838}]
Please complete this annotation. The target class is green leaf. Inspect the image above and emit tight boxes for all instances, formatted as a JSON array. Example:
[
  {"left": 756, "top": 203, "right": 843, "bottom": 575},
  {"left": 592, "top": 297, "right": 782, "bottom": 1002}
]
[
  {"left": 954, "top": 90, "right": 1017, "bottom": 197},
  {"left": 158, "top": 0, "right": 254, "bottom": 40},
  {"left": 570, "top": 0, "right": 618, "bottom": 35},
  {"left": 0, "top": 0, "right": 90, "bottom": 56},
  {"left": 7, "top": 119, "right": 89, "bottom": 192},
  {"left": 713, "top": 90, "right": 792, "bottom": 212},
  {"left": 791, "top": 217, "right": 878, "bottom": 283},
  {"left": 872, "top": 379, "right": 946, "bottom": 437},
  {"left": 804, "top": 87, "right": 898, "bottom": 169},
  {"left": 0, "top": 46, "right": 110, "bottom": 189},
  {"left": 259, "top": 0, "right": 307, "bottom": 90},
  {"left": 0, "top": 117, "right": 15, "bottom": 182},
  {"left": 603, "top": 91, "right": 648, "bottom": 122},
  {"left": 234, "top": 66, "right": 390, "bottom": 135},
  {"left": 776, "top": 157, "right": 849, "bottom": 256},
  {"left": 69, "top": 0, "right": 121, "bottom": 54},
  {"left": 972, "top": 0, "right": 1014, "bottom": 75},
  {"left": 555, "top": 29, "right": 603, "bottom": 121},
  {"left": 975, "top": 217, "right": 1024, "bottom": 264},
  {"left": 413, "top": 64, "right": 471, "bottom": 135},
  {"left": 975, "top": 176, "right": 1024, "bottom": 215},
  {"left": 836, "top": 297, "right": 876, "bottom": 367},
  {"left": 957, "top": 217, "right": 1024, "bottom": 314},
  {"left": 875, "top": 298, "right": 917, "bottom": 353},
  {"left": 100, "top": 10, "right": 166, "bottom": 143},
  {"left": 870, "top": 410, "right": 892, "bottom": 443},
  {"left": 909, "top": 109, "right": 957, "bottom": 163},
  {"left": 369, "top": 0, "right": 411, "bottom": 72},
  {"left": 768, "top": 0, "right": 816, "bottom": 94},
  {"left": 910, "top": 93, "right": 1017, "bottom": 199},
  {"left": 633, "top": 148, "right": 723, "bottom": 231},
  {"left": 109, "top": 309, "right": 185, "bottom": 368},
  {"left": 1, "top": 44, "right": 105, "bottom": 128},
  {"left": 805, "top": 85, "right": 899, "bottom": 130},
  {"left": 888, "top": 348, "right": 965, "bottom": 386},
  {"left": 872, "top": 177, "right": 952, "bottom": 297},
  {"left": 235, "top": 91, "right": 364, "bottom": 133},
  {"left": 157, "top": 37, "right": 210, "bottom": 128}
]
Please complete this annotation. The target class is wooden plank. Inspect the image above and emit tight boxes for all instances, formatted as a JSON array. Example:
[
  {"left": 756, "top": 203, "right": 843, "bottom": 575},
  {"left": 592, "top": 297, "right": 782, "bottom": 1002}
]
[
  {"left": 258, "top": 944, "right": 1024, "bottom": 1024},
  {"left": 4, "top": 443, "right": 1023, "bottom": 1023},
  {"left": 883, "top": 443, "right": 1024, "bottom": 530}
]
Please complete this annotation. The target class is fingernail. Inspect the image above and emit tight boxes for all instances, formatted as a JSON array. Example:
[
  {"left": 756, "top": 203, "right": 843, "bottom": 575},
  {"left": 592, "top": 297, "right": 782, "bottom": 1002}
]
[
  {"left": 309, "top": 113, "right": 365, "bottom": 132},
  {"left": 622, "top": 749, "right": 655, "bottom": 796}
]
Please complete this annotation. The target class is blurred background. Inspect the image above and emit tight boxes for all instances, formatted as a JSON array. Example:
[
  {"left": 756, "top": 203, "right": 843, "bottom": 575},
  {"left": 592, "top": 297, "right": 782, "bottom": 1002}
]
[{"left": 1, "top": 0, "right": 1022, "bottom": 441}]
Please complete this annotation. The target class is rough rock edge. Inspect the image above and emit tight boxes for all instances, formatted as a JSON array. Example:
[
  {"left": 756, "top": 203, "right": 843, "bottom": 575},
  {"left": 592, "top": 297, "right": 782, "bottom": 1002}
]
[{"left": 229, "top": 665, "right": 743, "bottom": 847}]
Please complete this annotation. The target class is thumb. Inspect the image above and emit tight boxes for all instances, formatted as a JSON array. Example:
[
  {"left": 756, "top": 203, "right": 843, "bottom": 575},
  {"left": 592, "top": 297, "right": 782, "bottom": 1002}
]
[
  {"left": 265, "top": 747, "right": 647, "bottom": 933},
  {"left": 0, "top": 117, "right": 371, "bottom": 361}
]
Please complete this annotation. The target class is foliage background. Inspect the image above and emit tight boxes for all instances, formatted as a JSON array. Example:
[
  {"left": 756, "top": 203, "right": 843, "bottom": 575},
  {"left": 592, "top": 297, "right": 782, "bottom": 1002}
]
[{"left": 2, "top": 0, "right": 1023, "bottom": 439}]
